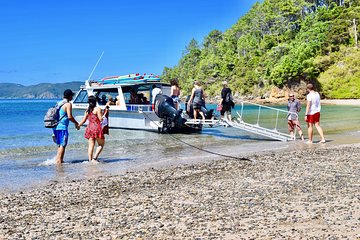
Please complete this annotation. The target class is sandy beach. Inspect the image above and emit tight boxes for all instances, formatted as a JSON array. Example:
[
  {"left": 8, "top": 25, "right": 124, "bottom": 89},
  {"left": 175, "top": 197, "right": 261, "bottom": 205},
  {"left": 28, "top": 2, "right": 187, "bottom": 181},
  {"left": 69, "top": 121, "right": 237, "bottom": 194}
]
[
  {"left": 321, "top": 99, "right": 360, "bottom": 106},
  {"left": 0, "top": 142, "right": 359, "bottom": 239},
  {"left": 242, "top": 98, "right": 360, "bottom": 106}
]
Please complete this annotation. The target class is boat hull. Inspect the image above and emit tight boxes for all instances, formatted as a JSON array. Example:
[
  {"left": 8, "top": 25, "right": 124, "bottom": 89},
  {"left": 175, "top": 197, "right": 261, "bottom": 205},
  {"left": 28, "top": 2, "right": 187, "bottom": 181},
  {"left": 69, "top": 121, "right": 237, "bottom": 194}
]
[{"left": 73, "top": 107, "right": 163, "bottom": 131}]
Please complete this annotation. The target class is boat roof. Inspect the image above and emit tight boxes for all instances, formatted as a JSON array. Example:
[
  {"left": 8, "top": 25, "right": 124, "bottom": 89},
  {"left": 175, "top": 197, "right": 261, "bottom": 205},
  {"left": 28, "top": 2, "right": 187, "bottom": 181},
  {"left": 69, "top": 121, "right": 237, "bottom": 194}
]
[{"left": 84, "top": 73, "right": 170, "bottom": 89}]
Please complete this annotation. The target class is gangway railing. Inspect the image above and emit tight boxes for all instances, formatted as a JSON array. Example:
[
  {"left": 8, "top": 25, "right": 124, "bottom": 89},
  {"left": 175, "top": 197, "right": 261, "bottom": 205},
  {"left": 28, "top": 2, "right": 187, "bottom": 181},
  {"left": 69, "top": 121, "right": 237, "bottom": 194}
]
[
  {"left": 182, "top": 101, "right": 299, "bottom": 141},
  {"left": 228, "top": 101, "right": 298, "bottom": 141}
]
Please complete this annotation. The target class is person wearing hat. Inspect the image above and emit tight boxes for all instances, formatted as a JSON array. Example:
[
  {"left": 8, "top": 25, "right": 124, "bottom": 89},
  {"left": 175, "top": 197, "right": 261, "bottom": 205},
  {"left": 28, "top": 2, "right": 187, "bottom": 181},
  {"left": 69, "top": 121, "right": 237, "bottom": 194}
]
[
  {"left": 287, "top": 92, "right": 304, "bottom": 141},
  {"left": 219, "top": 81, "right": 233, "bottom": 121},
  {"left": 53, "top": 89, "right": 80, "bottom": 164}
]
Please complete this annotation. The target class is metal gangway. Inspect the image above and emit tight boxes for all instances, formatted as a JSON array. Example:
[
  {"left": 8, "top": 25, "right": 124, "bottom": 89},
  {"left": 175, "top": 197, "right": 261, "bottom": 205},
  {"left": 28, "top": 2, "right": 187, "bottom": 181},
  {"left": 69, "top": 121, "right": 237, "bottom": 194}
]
[
  {"left": 186, "top": 101, "right": 297, "bottom": 141},
  {"left": 225, "top": 101, "right": 296, "bottom": 141}
]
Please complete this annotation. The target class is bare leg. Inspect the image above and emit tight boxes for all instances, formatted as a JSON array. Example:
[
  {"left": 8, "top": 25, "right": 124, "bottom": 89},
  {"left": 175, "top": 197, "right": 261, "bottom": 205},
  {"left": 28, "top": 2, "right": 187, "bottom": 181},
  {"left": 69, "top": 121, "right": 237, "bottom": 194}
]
[
  {"left": 307, "top": 123, "right": 313, "bottom": 143},
  {"left": 199, "top": 111, "right": 205, "bottom": 120},
  {"left": 56, "top": 146, "right": 65, "bottom": 165},
  {"left": 314, "top": 122, "right": 325, "bottom": 142},
  {"left": 298, "top": 129, "right": 304, "bottom": 141},
  {"left": 227, "top": 112, "right": 232, "bottom": 122},
  {"left": 289, "top": 131, "right": 295, "bottom": 140},
  {"left": 193, "top": 109, "right": 198, "bottom": 120},
  {"left": 88, "top": 138, "right": 95, "bottom": 161},
  {"left": 93, "top": 138, "right": 105, "bottom": 160}
]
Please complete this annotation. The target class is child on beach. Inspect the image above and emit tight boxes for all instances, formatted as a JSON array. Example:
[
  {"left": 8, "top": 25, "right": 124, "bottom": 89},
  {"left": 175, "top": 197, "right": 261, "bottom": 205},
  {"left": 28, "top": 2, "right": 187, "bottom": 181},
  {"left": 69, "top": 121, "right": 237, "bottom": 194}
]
[{"left": 78, "top": 95, "right": 109, "bottom": 163}]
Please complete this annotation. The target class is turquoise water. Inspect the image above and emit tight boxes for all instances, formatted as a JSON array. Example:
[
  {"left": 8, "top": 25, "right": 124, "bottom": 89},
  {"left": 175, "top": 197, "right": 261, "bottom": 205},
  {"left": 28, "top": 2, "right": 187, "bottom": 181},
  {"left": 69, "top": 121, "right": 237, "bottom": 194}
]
[{"left": 0, "top": 99, "right": 359, "bottom": 193}]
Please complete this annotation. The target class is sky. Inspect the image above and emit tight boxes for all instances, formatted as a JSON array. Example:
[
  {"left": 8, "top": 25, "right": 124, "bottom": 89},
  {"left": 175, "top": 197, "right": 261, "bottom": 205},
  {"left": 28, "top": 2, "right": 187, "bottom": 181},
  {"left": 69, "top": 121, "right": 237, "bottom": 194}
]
[{"left": 0, "top": 0, "right": 259, "bottom": 86}]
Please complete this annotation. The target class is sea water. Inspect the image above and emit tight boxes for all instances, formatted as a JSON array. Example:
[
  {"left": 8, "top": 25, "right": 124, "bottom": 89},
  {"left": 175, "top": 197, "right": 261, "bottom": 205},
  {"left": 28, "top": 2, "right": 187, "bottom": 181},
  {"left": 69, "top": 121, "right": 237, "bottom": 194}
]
[{"left": 0, "top": 99, "right": 359, "bottom": 193}]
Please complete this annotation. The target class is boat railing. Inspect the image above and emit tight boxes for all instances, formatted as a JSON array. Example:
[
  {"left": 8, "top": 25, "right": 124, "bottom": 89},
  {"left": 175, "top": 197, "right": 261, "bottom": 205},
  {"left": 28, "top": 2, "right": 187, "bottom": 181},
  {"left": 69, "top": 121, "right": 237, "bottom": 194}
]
[{"left": 234, "top": 100, "right": 299, "bottom": 140}]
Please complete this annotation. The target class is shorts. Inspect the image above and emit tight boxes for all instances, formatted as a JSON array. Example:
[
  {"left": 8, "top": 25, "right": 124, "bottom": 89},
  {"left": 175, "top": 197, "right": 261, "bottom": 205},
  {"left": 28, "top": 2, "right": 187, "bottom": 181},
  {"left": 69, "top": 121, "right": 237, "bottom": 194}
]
[
  {"left": 288, "top": 119, "right": 302, "bottom": 132},
  {"left": 171, "top": 95, "right": 179, "bottom": 103},
  {"left": 306, "top": 112, "right": 320, "bottom": 123},
  {"left": 220, "top": 104, "right": 231, "bottom": 115},
  {"left": 53, "top": 129, "right": 69, "bottom": 147},
  {"left": 193, "top": 102, "right": 202, "bottom": 110}
]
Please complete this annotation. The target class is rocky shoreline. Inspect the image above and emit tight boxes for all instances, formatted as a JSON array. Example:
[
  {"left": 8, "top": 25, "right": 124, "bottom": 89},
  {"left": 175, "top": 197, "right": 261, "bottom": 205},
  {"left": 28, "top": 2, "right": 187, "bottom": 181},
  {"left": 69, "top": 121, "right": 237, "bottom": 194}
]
[{"left": 1, "top": 144, "right": 359, "bottom": 239}]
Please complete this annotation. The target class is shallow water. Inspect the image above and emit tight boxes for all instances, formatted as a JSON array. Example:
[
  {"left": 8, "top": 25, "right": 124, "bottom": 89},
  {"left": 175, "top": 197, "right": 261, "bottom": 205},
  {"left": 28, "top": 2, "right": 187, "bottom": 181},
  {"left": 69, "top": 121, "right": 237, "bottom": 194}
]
[{"left": 0, "top": 99, "right": 359, "bottom": 193}]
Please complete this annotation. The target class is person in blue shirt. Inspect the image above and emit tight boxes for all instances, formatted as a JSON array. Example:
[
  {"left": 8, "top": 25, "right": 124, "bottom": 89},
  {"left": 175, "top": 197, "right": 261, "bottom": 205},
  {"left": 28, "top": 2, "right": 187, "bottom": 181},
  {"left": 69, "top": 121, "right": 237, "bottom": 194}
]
[{"left": 53, "top": 89, "right": 80, "bottom": 164}]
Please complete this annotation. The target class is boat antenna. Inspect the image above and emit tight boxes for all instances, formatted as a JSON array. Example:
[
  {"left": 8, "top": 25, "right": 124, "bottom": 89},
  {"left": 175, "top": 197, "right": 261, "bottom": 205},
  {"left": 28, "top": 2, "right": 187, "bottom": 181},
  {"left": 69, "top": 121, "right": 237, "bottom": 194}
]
[{"left": 87, "top": 51, "right": 104, "bottom": 81}]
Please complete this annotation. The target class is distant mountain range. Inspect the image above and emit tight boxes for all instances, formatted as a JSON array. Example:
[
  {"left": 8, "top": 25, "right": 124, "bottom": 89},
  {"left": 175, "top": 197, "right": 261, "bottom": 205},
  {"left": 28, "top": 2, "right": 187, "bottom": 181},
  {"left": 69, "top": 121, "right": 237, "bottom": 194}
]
[{"left": 0, "top": 81, "right": 84, "bottom": 99}]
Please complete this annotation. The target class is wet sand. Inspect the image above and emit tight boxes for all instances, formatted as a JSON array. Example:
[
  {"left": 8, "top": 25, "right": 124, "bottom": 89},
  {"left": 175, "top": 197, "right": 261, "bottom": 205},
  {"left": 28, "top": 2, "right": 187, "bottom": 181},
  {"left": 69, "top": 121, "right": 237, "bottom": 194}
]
[{"left": 0, "top": 143, "right": 359, "bottom": 239}]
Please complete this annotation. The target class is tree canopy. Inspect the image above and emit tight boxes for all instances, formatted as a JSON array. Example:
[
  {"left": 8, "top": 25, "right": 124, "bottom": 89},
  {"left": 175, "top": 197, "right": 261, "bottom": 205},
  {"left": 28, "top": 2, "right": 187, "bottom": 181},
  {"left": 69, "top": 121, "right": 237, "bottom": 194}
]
[{"left": 163, "top": 0, "right": 360, "bottom": 99}]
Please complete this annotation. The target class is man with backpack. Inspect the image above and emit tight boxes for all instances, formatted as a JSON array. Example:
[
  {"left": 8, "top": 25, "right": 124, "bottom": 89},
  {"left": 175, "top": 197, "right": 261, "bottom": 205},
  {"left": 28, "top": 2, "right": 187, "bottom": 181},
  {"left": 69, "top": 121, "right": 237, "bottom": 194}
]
[
  {"left": 220, "top": 81, "right": 234, "bottom": 121},
  {"left": 53, "top": 89, "right": 80, "bottom": 165}
]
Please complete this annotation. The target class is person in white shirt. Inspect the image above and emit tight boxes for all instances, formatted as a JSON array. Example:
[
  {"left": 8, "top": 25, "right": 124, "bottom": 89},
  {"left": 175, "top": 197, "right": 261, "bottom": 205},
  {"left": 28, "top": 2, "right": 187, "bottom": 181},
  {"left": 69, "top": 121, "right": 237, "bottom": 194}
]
[
  {"left": 304, "top": 83, "right": 326, "bottom": 144},
  {"left": 151, "top": 84, "right": 162, "bottom": 110}
]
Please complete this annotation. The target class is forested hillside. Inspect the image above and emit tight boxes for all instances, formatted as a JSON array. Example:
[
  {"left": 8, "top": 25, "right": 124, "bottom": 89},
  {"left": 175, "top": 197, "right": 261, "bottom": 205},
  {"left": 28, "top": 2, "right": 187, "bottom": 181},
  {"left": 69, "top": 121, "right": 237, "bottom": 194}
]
[
  {"left": 0, "top": 81, "right": 83, "bottom": 99},
  {"left": 162, "top": 0, "right": 360, "bottom": 99}
]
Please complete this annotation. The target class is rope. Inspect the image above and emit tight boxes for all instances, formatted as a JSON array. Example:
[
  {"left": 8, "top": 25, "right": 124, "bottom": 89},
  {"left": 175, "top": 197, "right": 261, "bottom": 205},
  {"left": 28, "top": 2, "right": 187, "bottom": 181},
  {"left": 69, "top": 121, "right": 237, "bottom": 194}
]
[{"left": 141, "top": 110, "right": 252, "bottom": 162}]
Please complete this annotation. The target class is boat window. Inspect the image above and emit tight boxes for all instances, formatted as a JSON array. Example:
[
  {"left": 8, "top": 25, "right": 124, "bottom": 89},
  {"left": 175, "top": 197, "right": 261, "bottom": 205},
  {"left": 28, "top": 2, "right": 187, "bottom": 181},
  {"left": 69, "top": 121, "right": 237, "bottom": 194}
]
[
  {"left": 123, "top": 92, "right": 131, "bottom": 104},
  {"left": 122, "top": 86, "right": 150, "bottom": 104},
  {"left": 93, "top": 88, "right": 119, "bottom": 105},
  {"left": 73, "top": 90, "right": 88, "bottom": 103},
  {"left": 137, "top": 91, "right": 150, "bottom": 104}
]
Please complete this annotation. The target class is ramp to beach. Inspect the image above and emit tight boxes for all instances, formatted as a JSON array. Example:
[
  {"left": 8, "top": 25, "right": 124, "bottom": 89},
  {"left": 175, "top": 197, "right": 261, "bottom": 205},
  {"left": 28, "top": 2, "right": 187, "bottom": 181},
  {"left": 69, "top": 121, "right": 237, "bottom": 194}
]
[
  {"left": 225, "top": 101, "right": 294, "bottom": 141},
  {"left": 222, "top": 117, "right": 292, "bottom": 141},
  {"left": 186, "top": 101, "right": 295, "bottom": 141}
]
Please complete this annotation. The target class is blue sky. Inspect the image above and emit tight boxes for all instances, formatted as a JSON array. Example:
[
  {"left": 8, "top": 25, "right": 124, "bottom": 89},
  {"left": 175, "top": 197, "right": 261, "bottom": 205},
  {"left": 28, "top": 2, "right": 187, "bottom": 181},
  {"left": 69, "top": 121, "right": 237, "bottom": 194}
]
[{"left": 0, "top": 0, "right": 259, "bottom": 86}]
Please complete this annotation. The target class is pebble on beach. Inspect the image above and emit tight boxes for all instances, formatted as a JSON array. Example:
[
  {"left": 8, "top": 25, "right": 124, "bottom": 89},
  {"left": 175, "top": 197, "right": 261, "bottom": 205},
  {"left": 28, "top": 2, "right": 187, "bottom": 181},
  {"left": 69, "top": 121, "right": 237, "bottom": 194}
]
[{"left": 0, "top": 144, "right": 359, "bottom": 239}]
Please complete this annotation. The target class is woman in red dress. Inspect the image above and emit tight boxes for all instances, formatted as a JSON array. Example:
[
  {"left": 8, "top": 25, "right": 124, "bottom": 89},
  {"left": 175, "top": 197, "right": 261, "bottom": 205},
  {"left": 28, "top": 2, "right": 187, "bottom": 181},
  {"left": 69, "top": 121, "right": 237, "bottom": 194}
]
[{"left": 78, "top": 95, "right": 109, "bottom": 162}]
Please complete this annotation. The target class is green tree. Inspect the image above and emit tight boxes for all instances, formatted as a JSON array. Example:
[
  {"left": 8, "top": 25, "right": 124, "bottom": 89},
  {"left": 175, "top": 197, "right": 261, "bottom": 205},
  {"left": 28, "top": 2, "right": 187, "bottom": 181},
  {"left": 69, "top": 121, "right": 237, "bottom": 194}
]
[{"left": 162, "top": 0, "right": 360, "bottom": 99}]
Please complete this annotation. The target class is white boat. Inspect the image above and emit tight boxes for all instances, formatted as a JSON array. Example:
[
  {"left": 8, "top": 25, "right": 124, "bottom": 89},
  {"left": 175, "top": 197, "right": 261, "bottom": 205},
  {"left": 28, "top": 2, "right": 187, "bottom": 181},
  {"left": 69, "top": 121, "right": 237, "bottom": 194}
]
[
  {"left": 72, "top": 73, "right": 214, "bottom": 133},
  {"left": 72, "top": 73, "right": 295, "bottom": 141}
]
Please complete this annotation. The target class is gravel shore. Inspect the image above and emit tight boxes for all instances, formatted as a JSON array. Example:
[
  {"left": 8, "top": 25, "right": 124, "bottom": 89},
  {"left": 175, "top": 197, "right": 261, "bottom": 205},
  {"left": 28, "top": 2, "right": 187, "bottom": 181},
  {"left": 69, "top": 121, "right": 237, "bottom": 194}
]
[{"left": 1, "top": 144, "right": 360, "bottom": 239}]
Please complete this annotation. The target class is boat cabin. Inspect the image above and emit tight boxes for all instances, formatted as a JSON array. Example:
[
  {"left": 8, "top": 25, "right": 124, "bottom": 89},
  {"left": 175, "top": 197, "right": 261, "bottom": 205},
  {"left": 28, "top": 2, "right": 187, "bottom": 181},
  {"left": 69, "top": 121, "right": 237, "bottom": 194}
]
[{"left": 73, "top": 81, "right": 171, "bottom": 112}]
